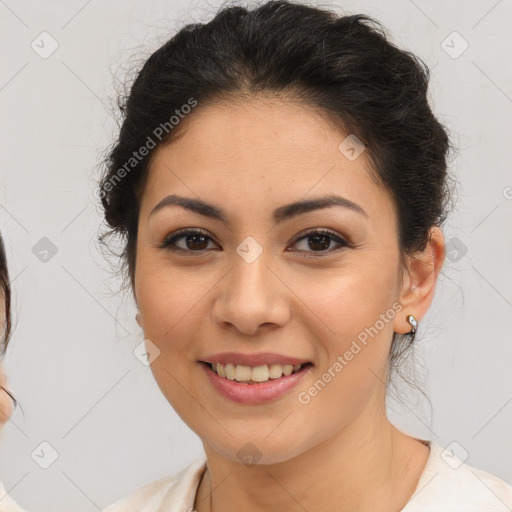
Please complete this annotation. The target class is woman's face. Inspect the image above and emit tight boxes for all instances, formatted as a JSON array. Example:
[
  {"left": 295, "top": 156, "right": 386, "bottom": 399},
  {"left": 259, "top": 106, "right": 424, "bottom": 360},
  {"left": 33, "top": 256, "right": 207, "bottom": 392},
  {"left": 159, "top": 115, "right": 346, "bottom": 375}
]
[{"left": 134, "top": 98, "right": 427, "bottom": 464}]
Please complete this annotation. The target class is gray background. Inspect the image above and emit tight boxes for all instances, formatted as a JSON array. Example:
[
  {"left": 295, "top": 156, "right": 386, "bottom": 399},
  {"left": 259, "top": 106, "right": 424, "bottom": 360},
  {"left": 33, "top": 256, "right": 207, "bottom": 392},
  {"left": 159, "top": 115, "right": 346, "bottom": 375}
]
[{"left": 0, "top": 0, "right": 511, "bottom": 510}]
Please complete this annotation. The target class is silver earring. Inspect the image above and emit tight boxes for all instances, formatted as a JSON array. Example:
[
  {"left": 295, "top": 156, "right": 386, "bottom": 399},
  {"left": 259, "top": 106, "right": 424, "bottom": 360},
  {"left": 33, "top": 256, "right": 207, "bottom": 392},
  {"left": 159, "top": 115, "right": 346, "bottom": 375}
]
[{"left": 406, "top": 314, "right": 418, "bottom": 341}]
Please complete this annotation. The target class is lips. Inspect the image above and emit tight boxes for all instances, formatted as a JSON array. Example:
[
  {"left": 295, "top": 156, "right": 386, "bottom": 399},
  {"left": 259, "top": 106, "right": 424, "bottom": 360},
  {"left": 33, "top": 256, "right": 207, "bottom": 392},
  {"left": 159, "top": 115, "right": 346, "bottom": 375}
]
[{"left": 200, "top": 360, "right": 313, "bottom": 404}]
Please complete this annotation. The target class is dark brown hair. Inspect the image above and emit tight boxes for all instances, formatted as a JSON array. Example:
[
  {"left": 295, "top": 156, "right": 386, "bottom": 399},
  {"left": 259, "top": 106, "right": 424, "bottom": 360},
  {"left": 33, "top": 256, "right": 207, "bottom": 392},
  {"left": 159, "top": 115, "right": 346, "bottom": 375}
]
[
  {"left": 0, "top": 230, "right": 19, "bottom": 412},
  {"left": 0, "top": 231, "right": 11, "bottom": 354}
]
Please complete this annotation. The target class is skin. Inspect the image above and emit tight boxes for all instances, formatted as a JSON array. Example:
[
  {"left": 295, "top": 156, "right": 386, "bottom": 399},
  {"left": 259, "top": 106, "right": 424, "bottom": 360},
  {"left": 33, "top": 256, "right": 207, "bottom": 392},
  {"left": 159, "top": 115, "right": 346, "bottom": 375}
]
[
  {"left": 0, "top": 365, "right": 14, "bottom": 433},
  {"left": 133, "top": 96, "right": 445, "bottom": 512}
]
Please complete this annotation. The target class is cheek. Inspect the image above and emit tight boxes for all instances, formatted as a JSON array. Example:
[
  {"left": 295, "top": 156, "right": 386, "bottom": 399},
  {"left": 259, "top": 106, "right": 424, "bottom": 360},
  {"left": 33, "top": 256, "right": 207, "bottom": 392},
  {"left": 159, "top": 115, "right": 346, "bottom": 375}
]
[
  {"left": 0, "top": 372, "right": 14, "bottom": 427},
  {"left": 0, "top": 393, "right": 14, "bottom": 426},
  {"left": 296, "top": 258, "right": 399, "bottom": 402},
  {"left": 290, "top": 276, "right": 397, "bottom": 441},
  {"left": 135, "top": 257, "right": 208, "bottom": 343},
  {"left": 291, "top": 256, "right": 399, "bottom": 342},
  {"left": 134, "top": 263, "right": 205, "bottom": 417}
]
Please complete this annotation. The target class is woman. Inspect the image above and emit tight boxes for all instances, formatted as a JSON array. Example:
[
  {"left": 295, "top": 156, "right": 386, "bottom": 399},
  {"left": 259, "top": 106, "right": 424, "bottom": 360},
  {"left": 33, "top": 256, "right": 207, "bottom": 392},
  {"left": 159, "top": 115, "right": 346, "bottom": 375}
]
[
  {"left": 0, "top": 232, "right": 27, "bottom": 512},
  {"left": 99, "top": 1, "right": 512, "bottom": 510}
]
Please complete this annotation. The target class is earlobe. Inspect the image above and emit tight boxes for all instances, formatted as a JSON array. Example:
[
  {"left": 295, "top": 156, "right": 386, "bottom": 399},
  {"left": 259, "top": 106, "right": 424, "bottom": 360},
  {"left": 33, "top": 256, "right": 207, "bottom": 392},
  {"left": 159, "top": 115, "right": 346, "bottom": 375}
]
[
  {"left": 394, "top": 226, "right": 446, "bottom": 335},
  {"left": 136, "top": 312, "right": 143, "bottom": 328}
]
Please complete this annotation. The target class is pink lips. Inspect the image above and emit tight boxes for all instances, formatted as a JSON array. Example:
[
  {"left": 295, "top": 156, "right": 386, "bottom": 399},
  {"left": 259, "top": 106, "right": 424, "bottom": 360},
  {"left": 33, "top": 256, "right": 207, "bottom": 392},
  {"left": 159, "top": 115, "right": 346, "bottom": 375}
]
[{"left": 199, "top": 359, "right": 313, "bottom": 405}]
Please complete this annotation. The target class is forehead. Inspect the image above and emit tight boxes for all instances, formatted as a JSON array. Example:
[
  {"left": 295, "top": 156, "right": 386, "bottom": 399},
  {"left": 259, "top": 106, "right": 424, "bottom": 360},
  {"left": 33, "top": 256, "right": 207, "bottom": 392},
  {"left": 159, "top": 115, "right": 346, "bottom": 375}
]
[{"left": 140, "top": 97, "right": 395, "bottom": 226}]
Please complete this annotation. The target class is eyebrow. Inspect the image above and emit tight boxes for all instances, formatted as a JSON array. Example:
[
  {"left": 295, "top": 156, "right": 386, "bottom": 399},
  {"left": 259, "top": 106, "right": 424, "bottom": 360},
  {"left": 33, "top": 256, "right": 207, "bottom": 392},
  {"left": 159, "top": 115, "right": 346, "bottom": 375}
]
[{"left": 149, "top": 193, "right": 368, "bottom": 224}]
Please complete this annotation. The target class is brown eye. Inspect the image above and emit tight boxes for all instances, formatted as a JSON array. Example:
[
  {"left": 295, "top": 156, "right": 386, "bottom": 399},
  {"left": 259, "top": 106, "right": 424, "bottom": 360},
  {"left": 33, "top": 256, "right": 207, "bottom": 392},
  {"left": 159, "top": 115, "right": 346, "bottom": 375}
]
[
  {"left": 160, "top": 228, "right": 349, "bottom": 257},
  {"left": 290, "top": 229, "right": 349, "bottom": 257},
  {"left": 160, "top": 229, "right": 218, "bottom": 252}
]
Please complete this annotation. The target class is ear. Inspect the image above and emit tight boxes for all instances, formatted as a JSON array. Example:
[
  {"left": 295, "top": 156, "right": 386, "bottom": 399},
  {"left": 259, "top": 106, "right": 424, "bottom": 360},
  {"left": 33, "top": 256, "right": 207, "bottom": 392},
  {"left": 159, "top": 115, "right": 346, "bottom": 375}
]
[
  {"left": 135, "top": 312, "right": 143, "bottom": 328},
  {"left": 393, "top": 226, "right": 446, "bottom": 335}
]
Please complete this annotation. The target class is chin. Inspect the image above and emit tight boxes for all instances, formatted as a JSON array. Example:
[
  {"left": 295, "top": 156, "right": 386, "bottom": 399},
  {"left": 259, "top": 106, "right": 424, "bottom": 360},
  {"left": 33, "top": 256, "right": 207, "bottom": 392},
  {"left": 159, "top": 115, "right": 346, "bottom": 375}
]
[{"left": 205, "top": 433, "right": 310, "bottom": 467}]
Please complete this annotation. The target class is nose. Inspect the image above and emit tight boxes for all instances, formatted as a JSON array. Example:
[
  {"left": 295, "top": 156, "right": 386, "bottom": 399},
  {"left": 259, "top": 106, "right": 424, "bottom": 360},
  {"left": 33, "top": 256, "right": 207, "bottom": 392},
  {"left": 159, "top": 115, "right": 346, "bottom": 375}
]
[{"left": 211, "top": 249, "right": 290, "bottom": 336}]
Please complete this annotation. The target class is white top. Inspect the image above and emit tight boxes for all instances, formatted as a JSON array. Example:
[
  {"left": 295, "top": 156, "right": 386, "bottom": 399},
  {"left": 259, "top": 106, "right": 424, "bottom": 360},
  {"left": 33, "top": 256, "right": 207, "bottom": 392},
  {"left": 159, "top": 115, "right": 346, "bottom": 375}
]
[
  {"left": 102, "top": 439, "right": 512, "bottom": 511},
  {"left": 1, "top": 440, "right": 510, "bottom": 511}
]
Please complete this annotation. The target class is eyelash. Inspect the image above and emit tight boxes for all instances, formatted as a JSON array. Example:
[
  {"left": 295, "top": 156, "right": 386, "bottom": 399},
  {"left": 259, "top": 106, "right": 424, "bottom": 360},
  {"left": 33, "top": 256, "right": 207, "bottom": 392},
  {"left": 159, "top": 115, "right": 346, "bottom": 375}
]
[{"left": 159, "top": 228, "right": 350, "bottom": 258}]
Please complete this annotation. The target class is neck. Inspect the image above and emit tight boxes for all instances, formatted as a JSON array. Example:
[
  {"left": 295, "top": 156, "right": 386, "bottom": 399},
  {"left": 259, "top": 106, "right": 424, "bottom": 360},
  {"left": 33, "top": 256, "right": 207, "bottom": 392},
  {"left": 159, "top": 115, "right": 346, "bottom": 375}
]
[{"left": 194, "top": 401, "right": 429, "bottom": 512}]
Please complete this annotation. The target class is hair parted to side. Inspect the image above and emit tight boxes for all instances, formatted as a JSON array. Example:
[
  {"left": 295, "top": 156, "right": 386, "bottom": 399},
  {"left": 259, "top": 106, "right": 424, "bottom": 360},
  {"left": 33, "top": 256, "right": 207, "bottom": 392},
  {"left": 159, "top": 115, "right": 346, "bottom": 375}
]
[{"left": 98, "top": 0, "right": 457, "bottom": 402}]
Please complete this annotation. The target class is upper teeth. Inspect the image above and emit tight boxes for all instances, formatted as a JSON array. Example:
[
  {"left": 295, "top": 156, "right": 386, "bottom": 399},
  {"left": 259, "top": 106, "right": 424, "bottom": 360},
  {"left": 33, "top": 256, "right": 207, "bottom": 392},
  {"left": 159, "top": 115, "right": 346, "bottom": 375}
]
[{"left": 211, "top": 363, "right": 303, "bottom": 382}]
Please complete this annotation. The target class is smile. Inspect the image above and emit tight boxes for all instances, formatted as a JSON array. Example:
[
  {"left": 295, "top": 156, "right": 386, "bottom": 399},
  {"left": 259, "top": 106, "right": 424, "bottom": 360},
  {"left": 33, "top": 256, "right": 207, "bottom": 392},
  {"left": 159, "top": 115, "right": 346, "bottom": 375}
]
[
  {"left": 200, "top": 361, "right": 313, "bottom": 404},
  {"left": 207, "top": 362, "right": 307, "bottom": 383}
]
